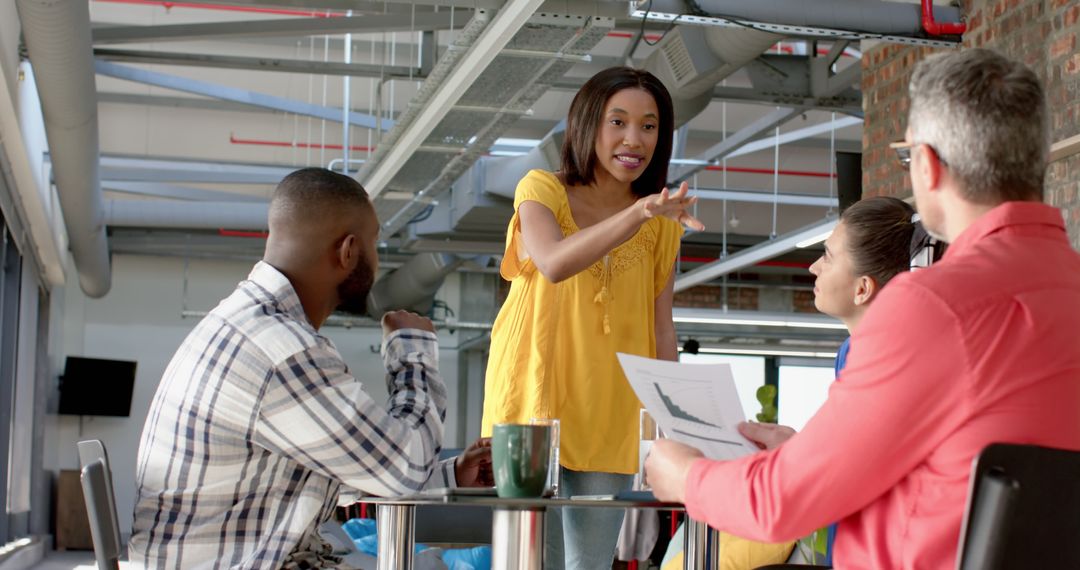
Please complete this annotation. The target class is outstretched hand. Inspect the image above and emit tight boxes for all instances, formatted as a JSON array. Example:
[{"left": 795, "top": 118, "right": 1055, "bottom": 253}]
[
  {"left": 454, "top": 437, "right": 493, "bottom": 487},
  {"left": 639, "top": 181, "right": 705, "bottom": 231}
]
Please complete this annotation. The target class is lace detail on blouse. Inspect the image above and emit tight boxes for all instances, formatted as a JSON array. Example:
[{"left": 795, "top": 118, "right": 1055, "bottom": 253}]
[{"left": 585, "top": 224, "right": 657, "bottom": 335}]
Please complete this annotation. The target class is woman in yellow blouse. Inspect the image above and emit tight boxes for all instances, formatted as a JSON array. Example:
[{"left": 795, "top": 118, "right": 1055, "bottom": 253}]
[{"left": 481, "top": 67, "right": 702, "bottom": 569}]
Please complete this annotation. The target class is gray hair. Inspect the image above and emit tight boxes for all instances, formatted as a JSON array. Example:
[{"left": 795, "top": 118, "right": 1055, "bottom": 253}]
[{"left": 908, "top": 48, "right": 1048, "bottom": 204}]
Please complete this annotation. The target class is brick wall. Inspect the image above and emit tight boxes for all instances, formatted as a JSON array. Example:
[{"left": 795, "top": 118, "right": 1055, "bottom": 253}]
[
  {"left": 861, "top": 0, "right": 1080, "bottom": 245},
  {"left": 791, "top": 290, "right": 818, "bottom": 313},
  {"left": 673, "top": 285, "right": 759, "bottom": 310}
]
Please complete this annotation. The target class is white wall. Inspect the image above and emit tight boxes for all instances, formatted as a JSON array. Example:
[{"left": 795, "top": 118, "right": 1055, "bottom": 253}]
[{"left": 42, "top": 254, "right": 468, "bottom": 537}]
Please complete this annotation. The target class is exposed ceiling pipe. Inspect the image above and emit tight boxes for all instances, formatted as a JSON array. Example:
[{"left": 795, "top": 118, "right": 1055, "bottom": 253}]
[
  {"left": 104, "top": 200, "right": 268, "bottom": 230},
  {"left": 675, "top": 217, "right": 837, "bottom": 292},
  {"left": 17, "top": 0, "right": 111, "bottom": 297},
  {"left": 92, "top": 0, "right": 345, "bottom": 17},
  {"left": 645, "top": 0, "right": 963, "bottom": 36},
  {"left": 365, "top": 252, "right": 464, "bottom": 319},
  {"left": 920, "top": 0, "right": 967, "bottom": 36},
  {"left": 357, "top": 0, "right": 545, "bottom": 198},
  {"left": 642, "top": 25, "right": 783, "bottom": 127},
  {"left": 453, "top": 24, "right": 782, "bottom": 207}
]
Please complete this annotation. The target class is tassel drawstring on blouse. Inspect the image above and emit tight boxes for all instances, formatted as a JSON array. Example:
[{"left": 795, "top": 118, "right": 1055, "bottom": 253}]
[{"left": 593, "top": 255, "right": 612, "bottom": 335}]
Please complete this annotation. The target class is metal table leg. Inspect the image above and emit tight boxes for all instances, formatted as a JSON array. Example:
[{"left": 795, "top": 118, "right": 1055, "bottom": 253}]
[
  {"left": 684, "top": 518, "right": 720, "bottom": 570},
  {"left": 377, "top": 504, "right": 415, "bottom": 570},
  {"left": 491, "top": 507, "right": 545, "bottom": 570}
]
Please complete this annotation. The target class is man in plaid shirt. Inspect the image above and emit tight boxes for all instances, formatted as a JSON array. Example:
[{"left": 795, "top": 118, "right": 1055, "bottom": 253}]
[{"left": 129, "top": 168, "right": 488, "bottom": 568}]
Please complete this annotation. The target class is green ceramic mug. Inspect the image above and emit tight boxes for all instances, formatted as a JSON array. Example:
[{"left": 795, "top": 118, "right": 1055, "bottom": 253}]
[{"left": 492, "top": 423, "right": 551, "bottom": 498}]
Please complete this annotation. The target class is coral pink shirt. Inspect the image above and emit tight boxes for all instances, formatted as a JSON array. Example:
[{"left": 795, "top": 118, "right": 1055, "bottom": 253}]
[{"left": 685, "top": 202, "right": 1080, "bottom": 569}]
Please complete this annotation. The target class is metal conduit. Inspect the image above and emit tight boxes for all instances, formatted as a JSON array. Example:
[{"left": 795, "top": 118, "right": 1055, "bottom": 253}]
[{"left": 17, "top": 0, "right": 112, "bottom": 297}]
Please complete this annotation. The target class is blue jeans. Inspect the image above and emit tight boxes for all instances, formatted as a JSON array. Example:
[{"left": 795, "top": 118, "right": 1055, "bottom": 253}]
[{"left": 544, "top": 469, "right": 633, "bottom": 570}]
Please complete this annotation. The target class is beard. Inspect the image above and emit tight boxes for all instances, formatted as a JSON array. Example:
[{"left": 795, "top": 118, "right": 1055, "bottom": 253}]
[{"left": 336, "top": 255, "right": 375, "bottom": 316}]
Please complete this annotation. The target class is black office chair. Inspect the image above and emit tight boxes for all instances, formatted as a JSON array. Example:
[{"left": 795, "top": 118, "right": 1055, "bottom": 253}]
[
  {"left": 77, "top": 439, "right": 123, "bottom": 570},
  {"left": 957, "top": 443, "right": 1080, "bottom": 570}
]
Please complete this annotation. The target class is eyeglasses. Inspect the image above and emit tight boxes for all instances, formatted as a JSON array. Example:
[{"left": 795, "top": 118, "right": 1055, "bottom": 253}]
[{"left": 889, "top": 140, "right": 948, "bottom": 171}]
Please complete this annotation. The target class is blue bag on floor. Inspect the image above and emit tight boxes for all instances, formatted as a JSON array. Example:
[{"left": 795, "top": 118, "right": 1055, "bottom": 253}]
[
  {"left": 343, "top": 517, "right": 489, "bottom": 568},
  {"left": 442, "top": 545, "right": 491, "bottom": 570}
]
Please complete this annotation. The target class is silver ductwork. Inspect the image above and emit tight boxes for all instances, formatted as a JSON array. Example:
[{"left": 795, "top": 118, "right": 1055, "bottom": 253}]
[
  {"left": 644, "top": 0, "right": 962, "bottom": 36},
  {"left": 416, "top": 23, "right": 779, "bottom": 225},
  {"left": 103, "top": 200, "right": 269, "bottom": 231},
  {"left": 16, "top": 0, "right": 111, "bottom": 297},
  {"left": 480, "top": 127, "right": 564, "bottom": 200},
  {"left": 643, "top": 25, "right": 783, "bottom": 126},
  {"left": 365, "top": 252, "right": 464, "bottom": 319}
]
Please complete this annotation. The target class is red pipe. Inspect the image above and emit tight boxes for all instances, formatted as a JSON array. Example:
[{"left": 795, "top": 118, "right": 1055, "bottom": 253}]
[
  {"left": 704, "top": 165, "right": 836, "bottom": 179},
  {"left": 920, "top": 0, "right": 966, "bottom": 36},
  {"left": 229, "top": 134, "right": 374, "bottom": 153},
  {"left": 218, "top": 229, "right": 268, "bottom": 238},
  {"left": 606, "top": 31, "right": 664, "bottom": 42}
]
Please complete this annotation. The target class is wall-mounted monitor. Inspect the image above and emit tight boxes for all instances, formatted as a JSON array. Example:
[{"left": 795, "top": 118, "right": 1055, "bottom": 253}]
[{"left": 57, "top": 356, "right": 137, "bottom": 417}]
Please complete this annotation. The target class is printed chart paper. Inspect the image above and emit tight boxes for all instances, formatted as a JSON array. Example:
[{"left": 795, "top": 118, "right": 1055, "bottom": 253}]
[{"left": 617, "top": 353, "right": 759, "bottom": 460}]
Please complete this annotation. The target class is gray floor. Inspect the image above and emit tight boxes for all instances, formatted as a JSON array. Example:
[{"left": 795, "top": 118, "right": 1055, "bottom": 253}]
[{"left": 28, "top": 551, "right": 96, "bottom": 570}]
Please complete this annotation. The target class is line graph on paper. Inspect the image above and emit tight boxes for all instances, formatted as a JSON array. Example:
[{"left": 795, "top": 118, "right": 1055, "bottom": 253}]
[
  {"left": 618, "top": 353, "right": 759, "bottom": 461},
  {"left": 653, "top": 382, "right": 720, "bottom": 427}
]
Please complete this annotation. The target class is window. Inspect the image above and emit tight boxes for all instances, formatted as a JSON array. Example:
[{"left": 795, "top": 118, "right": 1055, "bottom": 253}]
[
  {"left": 0, "top": 216, "right": 22, "bottom": 543},
  {"left": 777, "top": 364, "right": 834, "bottom": 431},
  {"left": 678, "top": 353, "right": 765, "bottom": 422}
]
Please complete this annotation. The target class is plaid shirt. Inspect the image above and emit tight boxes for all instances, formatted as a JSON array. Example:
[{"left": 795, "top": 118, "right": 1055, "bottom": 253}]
[{"left": 129, "top": 262, "right": 451, "bottom": 569}]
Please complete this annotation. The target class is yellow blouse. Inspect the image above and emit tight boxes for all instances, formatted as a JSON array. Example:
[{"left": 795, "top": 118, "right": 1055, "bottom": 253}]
[{"left": 481, "top": 170, "right": 683, "bottom": 474}]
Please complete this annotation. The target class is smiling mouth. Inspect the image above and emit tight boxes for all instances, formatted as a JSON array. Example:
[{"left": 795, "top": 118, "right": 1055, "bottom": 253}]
[{"left": 615, "top": 154, "right": 644, "bottom": 167}]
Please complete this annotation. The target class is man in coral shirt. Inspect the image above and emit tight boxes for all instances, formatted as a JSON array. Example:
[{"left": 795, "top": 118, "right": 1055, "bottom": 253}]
[{"left": 646, "top": 48, "right": 1080, "bottom": 569}]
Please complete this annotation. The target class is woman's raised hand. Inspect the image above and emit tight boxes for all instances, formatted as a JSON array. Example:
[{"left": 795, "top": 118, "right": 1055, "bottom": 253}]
[{"left": 638, "top": 181, "right": 705, "bottom": 231}]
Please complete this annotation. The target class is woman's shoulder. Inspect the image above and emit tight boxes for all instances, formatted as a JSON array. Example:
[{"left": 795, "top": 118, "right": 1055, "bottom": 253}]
[
  {"left": 521, "top": 169, "right": 563, "bottom": 187},
  {"left": 515, "top": 170, "right": 568, "bottom": 206}
]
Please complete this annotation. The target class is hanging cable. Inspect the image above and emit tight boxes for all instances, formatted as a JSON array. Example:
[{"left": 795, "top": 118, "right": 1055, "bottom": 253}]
[
  {"left": 721, "top": 198, "right": 728, "bottom": 259},
  {"left": 828, "top": 111, "right": 837, "bottom": 216},
  {"left": 306, "top": 36, "right": 314, "bottom": 166},
  {"left": 292, "top": 38, "right": 301, "bottom": 167},
  {"left": 771, "top": 121, "right": 780, "bottom": 239},
  {"left": 320, "top": 20, "right": 329, "bottom": 167},
  {"left": 367, "top": 35, "right": 376, "bottom": 156},
  {"left": 342, "top": 9, "right": 353, "bottom": 175}
]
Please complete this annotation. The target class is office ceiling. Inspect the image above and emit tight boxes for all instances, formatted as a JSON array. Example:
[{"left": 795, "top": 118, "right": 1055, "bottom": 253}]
[{"left": 12, "top": 0, "right": 963, "bottom": 347}]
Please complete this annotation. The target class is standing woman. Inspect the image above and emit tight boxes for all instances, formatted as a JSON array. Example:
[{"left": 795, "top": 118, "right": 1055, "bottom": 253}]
[{"left": 481, "top": 67, "right": 702, "bottom": 569}]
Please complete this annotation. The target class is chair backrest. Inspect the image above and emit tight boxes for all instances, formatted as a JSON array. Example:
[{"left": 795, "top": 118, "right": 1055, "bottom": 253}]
[
  {"left": 957, "top": 443, "right": 1080, "bottom": 570},
  {"left": 77, "top": 439, "right": 122, "bottom": 570}
]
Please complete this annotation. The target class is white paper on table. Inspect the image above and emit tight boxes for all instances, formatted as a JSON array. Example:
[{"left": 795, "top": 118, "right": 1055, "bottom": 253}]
[{"left": 617, "top": 353, "right": 759, "bottom": 461}]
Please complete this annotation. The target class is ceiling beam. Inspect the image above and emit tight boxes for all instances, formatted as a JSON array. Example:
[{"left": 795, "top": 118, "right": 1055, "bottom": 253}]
[
  {"left": 96, "top": 154, "right": 296, "bottom": 184},
  {"left": 672, "top": 308, "right": 844, "bottom": 330},
  {"left": 94, "top": 60, "right": 393, "bottom": 130},
  {"left": 102, "top": 181, "right": 267, "bottom": 202},
  {"left": 358, "top": 0, "right": 546, "bottom": 198},
  {"left": 92, "top": 11, "right": 463, "bottom": 45},
  {"left": 159, "top": 0, "right": 640, "bottom": 18},
  {"left": 669, "top": 106, "right": 806, "bottom": 184},
  {"left": 719, "top": 114, "right": 862, "bottom": 160},
  {"left": 675, "top": 217, "right": 837, "bottom": 292},
  {"left": 692, "top": 188, "right": 837, "bottom": 208},
  {"left": 94, "top": 48, "right": 421, "bottom": 79}
]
